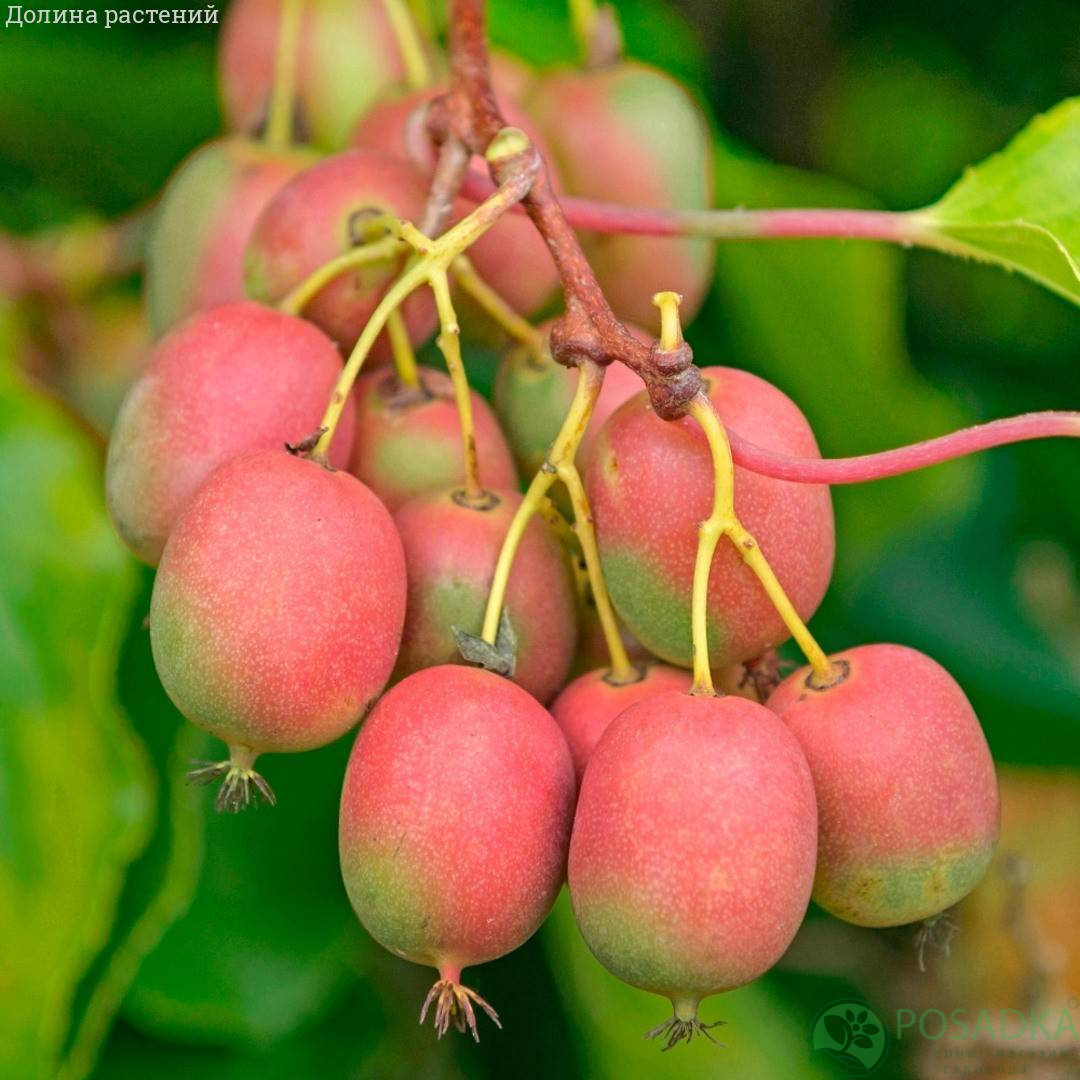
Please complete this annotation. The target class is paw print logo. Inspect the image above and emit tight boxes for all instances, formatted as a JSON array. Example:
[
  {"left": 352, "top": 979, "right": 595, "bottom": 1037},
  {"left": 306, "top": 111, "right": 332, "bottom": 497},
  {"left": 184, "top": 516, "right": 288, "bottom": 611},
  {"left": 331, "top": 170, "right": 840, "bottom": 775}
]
[{"left": 809, "top": 999, "right": 890, "bottom": 1076}]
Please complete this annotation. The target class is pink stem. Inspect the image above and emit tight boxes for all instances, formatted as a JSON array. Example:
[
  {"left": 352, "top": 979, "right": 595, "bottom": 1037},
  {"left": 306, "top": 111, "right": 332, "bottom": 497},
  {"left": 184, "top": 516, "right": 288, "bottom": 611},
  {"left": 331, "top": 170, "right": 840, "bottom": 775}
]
[
  {"left": 457, "top": 170, "right": 917, "bottom": 244},
  {"left": 727, "top": 412, "right": 1080, "bottom": 485}
]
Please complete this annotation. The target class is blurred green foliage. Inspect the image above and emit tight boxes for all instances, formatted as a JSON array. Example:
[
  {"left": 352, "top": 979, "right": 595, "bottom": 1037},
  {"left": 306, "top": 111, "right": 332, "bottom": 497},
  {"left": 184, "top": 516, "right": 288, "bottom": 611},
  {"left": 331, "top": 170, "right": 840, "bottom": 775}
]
[{"left": 1, "top": 0, "right": 1078, "bottom": 1077}]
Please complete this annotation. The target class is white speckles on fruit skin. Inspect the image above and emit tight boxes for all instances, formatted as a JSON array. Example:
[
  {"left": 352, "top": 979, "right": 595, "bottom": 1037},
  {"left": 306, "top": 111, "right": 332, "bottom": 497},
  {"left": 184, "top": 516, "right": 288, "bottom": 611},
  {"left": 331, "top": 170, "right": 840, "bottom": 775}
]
[
  {"left": 150, "top": 449, "right": 406, "bottom": 753},
  {"left": 567, "top": 692, "right": 818, "bottom": 1001},
  {"left": 339, "top": 665, "right": 576, "bottom": 971},
  {"left": 767, "top": 643, "right": 1000, "bottom": 926},
  {"left": 106, "top": 300, "right": 354, "bottom": 566}
]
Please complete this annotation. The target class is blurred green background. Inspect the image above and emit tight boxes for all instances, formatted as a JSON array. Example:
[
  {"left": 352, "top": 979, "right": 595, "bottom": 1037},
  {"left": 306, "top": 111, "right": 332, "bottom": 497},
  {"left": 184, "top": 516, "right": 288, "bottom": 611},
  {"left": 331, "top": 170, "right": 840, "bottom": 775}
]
[{"left": 1, "top": 1, "right": 1078, "bottom": 1078}]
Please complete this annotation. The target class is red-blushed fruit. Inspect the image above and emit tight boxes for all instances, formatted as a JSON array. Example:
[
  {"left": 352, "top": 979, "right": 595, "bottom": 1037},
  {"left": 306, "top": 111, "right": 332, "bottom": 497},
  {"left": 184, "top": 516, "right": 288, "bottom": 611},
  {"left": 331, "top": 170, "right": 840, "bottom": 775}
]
[
  {"left": 106, "top": 301, "right": 354, "bottom": 566},
  {"left": 392, "top": 487, "right": 577, "bottom": 704},
  {"left": 493, "top": 323, "right": 650, "bottom": 477},
  {"left": 352, "top": 88, "right": 560, "bottom": 316},
  {"left": 145, "top": 137, "right": 313, "bottom": 334},
  {"left": 767, "top": 643, "right": 1000, "bottom": 928},
  {"left": 551, "top": 664, "right": 692, "bottom": 784},
  {"left": 525, "top": 61, "right": 713, "bottom": 326},
  {"left": 349, "top": 366, "right": 517, "bottom": 510},
  {"left": 150, "top": 449, "right": 405, "bottom": 810},
  {"left": 339, "top": 664, "right": 576, "bottom": 1039},
  {"left": 244, "top": 148, "right": 436, "bottom": 354},
  {"left": 218, "top": 0, "right": 414, "bottom": 148},
  {"left": 105, "top": 298, "right": 352, "bottom": 565},
  {"left": 585, "top": 365, "right": 834, "bottom": 669},
  {"left": 568, "top": 691, "right": 818, "bottom": 1046}
]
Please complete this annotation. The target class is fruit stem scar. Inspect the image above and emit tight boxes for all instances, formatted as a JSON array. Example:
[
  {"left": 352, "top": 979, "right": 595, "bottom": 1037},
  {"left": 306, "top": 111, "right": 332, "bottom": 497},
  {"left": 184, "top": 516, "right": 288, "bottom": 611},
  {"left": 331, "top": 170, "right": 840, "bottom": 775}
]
[
  {"left": 381, "top": 0, "right": 434, "bottom": 91},
  {"left": 686, "top": 373, "right": 834, "bottom": 688},
  {"left": 264, "top": 0, "right": 303, "bottom": 152}
]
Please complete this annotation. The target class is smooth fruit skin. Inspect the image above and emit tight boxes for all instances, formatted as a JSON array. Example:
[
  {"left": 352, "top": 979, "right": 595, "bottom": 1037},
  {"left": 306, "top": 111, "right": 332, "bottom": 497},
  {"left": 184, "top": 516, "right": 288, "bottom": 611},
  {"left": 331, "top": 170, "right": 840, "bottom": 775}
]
[
  {"left": 106, "top": 301, "right": 354, "bottom": 565},
  {"left": 145, "top": 137, "right": 313, "bottom": 335},
  {"left": 568, "top": 692, "right": 817, "bottom": 1013},
  {"left": 585, "top": 365, "right": 834, "bottom": 668},
  {"left": 245, "top": 149, "right": 436, "bottom": 353},
  {"left": 352, "top": 88, "right": 560, "bottom": 316},
  {"left": 767, "top": 643, "right": 1000, "bottom": 928},
  {"left": 349, "top": 366, "right": 517, "bottom": 511},
  {"left": 392, "top": 488, "right": 578, "bottom": 704},
  {"left": 526, "top": 62, "right": 713, "bottom": 326},
  {"left": 550, "top": 664, "right": 692, "bottom": 784},
  {"left": 493, "top": 324, "right": 650, "bottom": 478},
  {"left": 339, "top": 664, "right": 576, "bottom": 971},
  {"left": 218, "top": 0, "right": 411, "bottom": 149},
  {"left": 151, "top": 449, "right": 405, "bottom": 754}
]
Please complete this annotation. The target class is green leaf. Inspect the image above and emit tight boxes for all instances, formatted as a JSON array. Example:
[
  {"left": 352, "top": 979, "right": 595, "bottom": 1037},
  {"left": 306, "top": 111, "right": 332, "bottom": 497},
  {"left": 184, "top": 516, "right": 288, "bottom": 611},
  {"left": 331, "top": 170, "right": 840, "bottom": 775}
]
[
  {"left": 540, "top": 892, "right": 822, "bottom": 1078},
  {"left": 914, "top": 98, "right": 1080, "bottom": 306},
  {"left": 699, "top": 137, "right": 977, "bottom": 572},
  {"left": 123, "top": 734, "right": 366, "bottom": 1048},
  {"left": 60, "top": 570, "right": 205, "bottom": 1080},
  {"left": 0, "top": 365, "right": 153, "bottom": 1079}
]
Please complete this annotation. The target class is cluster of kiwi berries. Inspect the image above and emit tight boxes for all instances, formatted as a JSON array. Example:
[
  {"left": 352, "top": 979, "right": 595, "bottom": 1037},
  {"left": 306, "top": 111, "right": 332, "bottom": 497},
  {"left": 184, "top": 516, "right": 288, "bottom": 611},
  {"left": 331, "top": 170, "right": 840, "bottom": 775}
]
[{"left": 104, "top": 0, "right": 999, "bottom": 1046}]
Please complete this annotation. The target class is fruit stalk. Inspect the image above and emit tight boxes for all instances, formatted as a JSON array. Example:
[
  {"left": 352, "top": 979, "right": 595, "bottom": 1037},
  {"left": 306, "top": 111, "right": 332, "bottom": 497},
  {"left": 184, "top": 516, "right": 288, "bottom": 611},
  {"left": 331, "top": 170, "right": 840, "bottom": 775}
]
[
  {"left": 451, "top": 254, "right": 547, "bottom": 363},
  {"left": 429, "top": 270, "right": 484, "bottom": 501},
  {"left": 385, "top": 307, "right": 421, "bottom": 389},
  {"left": 479, "top": 359, "right": 603, "bottom": 638},
  {"left": 264, "top": 0, "right": 303, "bottom": 151},
  {"left": 685, "top": 389, "right": 833, "bottom": 688},
  {"left": 727, "top": 411, "right": 1080, "bottom": 484},
  {"left": 381, "top": 0, "right": 433, "bottom": 91},
  {"left": 310, "top": 159, "right": 537, "bottom": 461}
]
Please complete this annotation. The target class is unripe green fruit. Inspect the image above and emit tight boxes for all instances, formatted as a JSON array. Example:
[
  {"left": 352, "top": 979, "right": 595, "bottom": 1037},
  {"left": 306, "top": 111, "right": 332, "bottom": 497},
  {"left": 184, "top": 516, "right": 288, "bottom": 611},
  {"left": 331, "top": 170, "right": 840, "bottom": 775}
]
[
  {"left": 151, "top": 449, "right": 405, "bottom": 759},
  {"left": 218, "top": 0, "right": 415, "bottom": 149},
  {"left": 492, "top": 324, "right": 650, "bottom": 478},
  {"left": 568, "top": 691, "right": 817, "bottom": 1042},
  {"left": 348, "top": 366, "right": 517, "bottom": 510},
  {"left": 767, "top": 643, "right": 1000, "bottom": 927},
  {"left": 245, "top": 148, "right": 436, "bottom": 355},
  {"left": 586, "top": 366, "right": 834, "bottom": 668},
  {"left": 106, "top": 301, "right": 354, "bottom": 565},
  {"left": 145, "top": 137, "right": 314, "bottom": 335},
  {"left": 392, "top": 487, "right": 578, "bottom": 703},
  {"left": 526, "top": 61, "right": 713, "bottom": 326}
]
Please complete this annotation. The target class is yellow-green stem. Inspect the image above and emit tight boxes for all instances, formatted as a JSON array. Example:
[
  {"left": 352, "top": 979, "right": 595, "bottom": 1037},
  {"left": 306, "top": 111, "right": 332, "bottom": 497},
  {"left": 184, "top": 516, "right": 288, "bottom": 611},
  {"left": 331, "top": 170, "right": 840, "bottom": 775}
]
[
  {"left": 430, "top": 269, "right": 483, "bottom": 502},
  {"left": 381, "top": 0, "right": 433, "bottom": 90},
  {"left": 686, "top": 394, "right": 833, "bottom": 689},
  {"left": 265, "top": 0, "right": 304, "bottom": 151},
  {"left": 452, "top": 254, "right": 547, "bottom": 364},
  {"left": 386, "top": 306, "right": 420, "bottom": 389},
  {"left": 568, "top": 0, "right": 599, "bottom": 62},
  {"left": 559, "top": 461, "right": 635, "bottom": 683},
  {"left": 481, "top": 360, "right": 604, "bottom": 644},
  {"left": 278, "top": 235, "right": 404, "bottom": 316},
  {"left": 311, "top": 171, "right": 535, "bottom": 461}
]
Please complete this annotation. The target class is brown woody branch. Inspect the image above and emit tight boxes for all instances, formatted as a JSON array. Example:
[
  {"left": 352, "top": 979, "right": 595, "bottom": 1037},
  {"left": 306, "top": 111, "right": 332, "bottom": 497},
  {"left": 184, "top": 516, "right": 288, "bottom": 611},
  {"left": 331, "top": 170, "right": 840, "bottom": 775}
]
[{"left": 428, "top": 0, "right": 702, "bottom": 420}]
